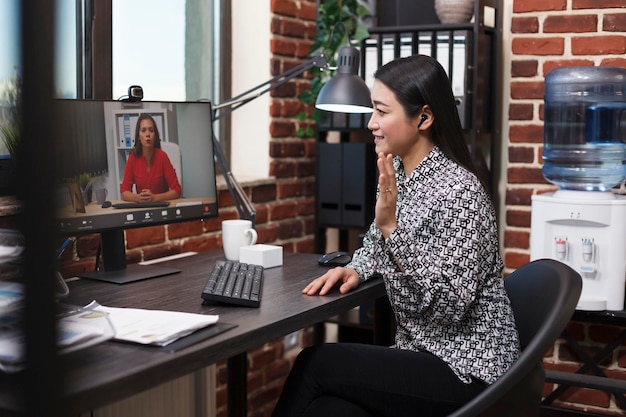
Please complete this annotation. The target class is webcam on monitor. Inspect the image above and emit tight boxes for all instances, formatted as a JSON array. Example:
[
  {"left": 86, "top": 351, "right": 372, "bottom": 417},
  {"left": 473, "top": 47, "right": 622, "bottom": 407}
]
[{"left": 128, "top": 85, "right": 143, "bottom": 102}]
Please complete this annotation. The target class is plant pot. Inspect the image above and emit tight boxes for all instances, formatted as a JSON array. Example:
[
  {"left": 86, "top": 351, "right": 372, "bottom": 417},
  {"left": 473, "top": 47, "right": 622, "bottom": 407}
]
[
  {"left": 434, "top": 0, "right": 474, "bottom": 24},
  {"left": 82, "top": 189, "right": 92, "bottom": 205}
]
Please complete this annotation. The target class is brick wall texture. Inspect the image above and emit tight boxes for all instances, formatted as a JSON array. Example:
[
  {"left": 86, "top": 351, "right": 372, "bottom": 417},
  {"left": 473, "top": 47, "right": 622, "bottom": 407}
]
[
  {"left": 507, "top": 0, "right": 626, "bottom": 415},
  {"left": 56, "top": 0, "right": 626, "bottom": 415}
]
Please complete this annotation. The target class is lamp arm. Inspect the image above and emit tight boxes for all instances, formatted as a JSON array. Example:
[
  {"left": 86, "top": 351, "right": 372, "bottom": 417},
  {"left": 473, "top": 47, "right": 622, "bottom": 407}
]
[
  {"left": 211, "top": 53, "right": 328, "bottom": 225},
  {"left": 213, "top": 53, "right": 328, "bottom": 121}
]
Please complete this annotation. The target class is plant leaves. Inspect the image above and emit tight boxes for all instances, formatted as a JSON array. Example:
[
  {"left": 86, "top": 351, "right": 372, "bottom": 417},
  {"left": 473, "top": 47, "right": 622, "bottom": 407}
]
[{"left": 297, "top": 0, "right": 371, "bottom": 133}]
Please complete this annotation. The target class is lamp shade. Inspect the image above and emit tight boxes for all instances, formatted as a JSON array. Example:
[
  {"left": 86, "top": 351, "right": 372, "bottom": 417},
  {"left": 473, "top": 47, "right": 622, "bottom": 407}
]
[{"left": 315, "top": 46, "right": 373, "bottom": 114}]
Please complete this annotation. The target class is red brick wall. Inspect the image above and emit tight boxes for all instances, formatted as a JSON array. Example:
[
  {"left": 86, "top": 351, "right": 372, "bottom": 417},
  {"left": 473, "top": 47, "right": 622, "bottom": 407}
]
[
  {"left": 506, "top": 0, "right": 626, "bottom": 414},
  {"left": 216, "top": 3, "right": 319, "bottom": 416}
]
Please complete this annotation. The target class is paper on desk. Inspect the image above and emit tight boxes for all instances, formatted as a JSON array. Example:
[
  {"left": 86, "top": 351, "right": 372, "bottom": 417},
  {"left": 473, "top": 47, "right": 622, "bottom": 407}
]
[
  {"left": 84, "top": 301, "right": 219, "bottom": 347},
  {"left": 0, "top": 307, "right": 114, "bottom": 373}
]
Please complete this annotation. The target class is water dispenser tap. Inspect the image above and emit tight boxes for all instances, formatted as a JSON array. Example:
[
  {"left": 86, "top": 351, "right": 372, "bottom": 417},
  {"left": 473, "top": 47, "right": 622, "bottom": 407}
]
[
  {"left": 580, "top": 238, "right": 596, "bottom": 273},
  {"left": 555, "top": 237, "right": 568, "bottom": 261},
  {"left": 582, "top": 238, "right": 594, "bottom": 262}
]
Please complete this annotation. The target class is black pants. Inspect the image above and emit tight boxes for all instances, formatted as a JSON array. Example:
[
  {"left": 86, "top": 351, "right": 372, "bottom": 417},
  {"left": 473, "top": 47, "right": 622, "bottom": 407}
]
[{"left": 271, "top": 343, "right": 487, "bottom": 417}]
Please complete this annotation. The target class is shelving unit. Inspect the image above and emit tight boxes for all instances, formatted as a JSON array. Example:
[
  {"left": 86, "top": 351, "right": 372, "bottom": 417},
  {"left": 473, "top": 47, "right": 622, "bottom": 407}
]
[{"left": 314, "top": 0, "right": 502, "bottom": 254}]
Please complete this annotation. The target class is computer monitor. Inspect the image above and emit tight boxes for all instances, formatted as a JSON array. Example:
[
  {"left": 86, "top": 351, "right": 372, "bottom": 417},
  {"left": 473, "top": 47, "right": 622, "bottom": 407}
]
[{"left": 55, "top": 99, "right": 219, "bottom": 284}]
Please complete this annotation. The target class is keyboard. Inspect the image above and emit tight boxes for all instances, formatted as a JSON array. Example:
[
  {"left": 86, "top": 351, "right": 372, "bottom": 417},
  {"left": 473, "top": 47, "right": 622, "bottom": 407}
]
[
  {"left": 112, "top": 201, "right": 170, "bottom": 209},
  {"left": 201, "top": 260, "right": 264, "bottom": 308}
]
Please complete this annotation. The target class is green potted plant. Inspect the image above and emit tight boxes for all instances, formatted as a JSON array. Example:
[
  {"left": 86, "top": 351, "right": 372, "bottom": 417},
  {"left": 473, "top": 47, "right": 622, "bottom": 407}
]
[{"left": 297, "top": 0, "right": 371, "bottom": 137}]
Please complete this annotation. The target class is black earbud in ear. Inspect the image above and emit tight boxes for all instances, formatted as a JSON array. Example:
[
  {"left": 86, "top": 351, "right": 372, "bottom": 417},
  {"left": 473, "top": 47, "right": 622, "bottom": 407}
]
[{"left": 418, "top": 114, "right": 428, "bottom": 128}]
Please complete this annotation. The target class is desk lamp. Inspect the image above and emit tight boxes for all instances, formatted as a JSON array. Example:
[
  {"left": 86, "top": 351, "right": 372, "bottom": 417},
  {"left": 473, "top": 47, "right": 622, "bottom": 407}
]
[{"left": 212, "top": 31, "right": 373, "bottom": 226}]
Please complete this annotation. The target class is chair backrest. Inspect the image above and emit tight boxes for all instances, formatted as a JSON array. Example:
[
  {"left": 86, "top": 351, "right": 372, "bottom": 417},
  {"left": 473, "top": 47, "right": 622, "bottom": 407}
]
[
  {"left": 448, "top": 258, "right": 582, "bottom": 417},
  {"left": 505, "top": 259, "right": 581, "bottom": 352},
  {"left": 160, "top": 141, "right": 182, "bottom": 186}
]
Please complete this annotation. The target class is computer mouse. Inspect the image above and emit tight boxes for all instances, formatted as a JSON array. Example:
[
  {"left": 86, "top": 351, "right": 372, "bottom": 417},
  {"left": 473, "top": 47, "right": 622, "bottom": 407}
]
[
  {"left": 101, "top": 201, "right": 112, "bottom": 208},
  {"left": 317, "top": 251, "right": 351, "bottom": 267}
]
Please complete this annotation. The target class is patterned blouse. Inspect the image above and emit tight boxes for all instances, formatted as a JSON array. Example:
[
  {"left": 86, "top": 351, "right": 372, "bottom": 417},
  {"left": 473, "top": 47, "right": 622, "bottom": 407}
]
[{"left": 346, "top": 146, "right": 520, "bottom": 385}]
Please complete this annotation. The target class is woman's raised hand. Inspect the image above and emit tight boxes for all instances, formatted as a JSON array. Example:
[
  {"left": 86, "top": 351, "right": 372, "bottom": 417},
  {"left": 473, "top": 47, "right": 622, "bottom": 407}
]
[{"left": 375, "top": 152, "right": 398, "bottom": 238}]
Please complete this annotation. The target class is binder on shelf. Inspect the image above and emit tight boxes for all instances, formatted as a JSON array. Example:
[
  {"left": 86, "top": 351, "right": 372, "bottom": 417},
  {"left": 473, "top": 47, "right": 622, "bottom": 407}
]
[
  {"left": 316, "top": 142, "right": 375, "bottom": 228},
  {"left": 317, "top": 143, "right": 342, "bottom": 226},
  {"left": 341, "top": 143, "right": 376, "bottom": 228},
  {"left": 123, "top": 114, "right": 132, "bottom": 147}
]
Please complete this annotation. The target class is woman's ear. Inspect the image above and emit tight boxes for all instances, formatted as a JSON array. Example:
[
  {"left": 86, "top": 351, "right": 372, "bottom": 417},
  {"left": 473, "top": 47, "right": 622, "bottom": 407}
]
[{"left": 417, "top": 105, "right": 434, "bottom": 130}]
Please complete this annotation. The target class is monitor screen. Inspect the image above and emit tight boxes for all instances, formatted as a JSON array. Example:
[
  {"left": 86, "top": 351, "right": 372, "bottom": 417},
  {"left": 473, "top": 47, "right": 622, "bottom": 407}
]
[{"left": 55, "top": 99, "right": 218, "bottom": 283}]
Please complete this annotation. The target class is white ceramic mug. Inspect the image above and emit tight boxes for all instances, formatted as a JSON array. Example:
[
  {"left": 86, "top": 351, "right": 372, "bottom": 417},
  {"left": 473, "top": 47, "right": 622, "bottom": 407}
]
[{"left": 222, "top": 219, "right": 258, "bottom": 261}]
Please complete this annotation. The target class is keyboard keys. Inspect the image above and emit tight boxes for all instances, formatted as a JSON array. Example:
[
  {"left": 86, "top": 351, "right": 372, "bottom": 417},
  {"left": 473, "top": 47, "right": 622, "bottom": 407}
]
[{"left": 201, "top": 260, "right": 264, "bottom": 307}]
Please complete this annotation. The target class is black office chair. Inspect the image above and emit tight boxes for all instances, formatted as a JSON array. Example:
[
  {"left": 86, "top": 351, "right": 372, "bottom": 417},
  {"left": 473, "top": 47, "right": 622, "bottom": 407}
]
[{"left": 447, "top": 258, "right": 582, "bottom": 417}]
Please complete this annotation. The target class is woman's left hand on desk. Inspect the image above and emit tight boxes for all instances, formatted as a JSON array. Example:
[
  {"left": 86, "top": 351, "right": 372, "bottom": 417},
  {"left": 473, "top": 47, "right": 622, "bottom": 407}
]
[{"left": 302, "top": 267, "right": 359, "bottom": 296}]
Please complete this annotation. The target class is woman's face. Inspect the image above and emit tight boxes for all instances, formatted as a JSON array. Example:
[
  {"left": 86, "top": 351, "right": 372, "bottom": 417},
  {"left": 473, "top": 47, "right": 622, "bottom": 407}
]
[
  {"left": 367, "top": 80, "right": 421, "bottom": 158},
  {"left": 138, "top": 118, "right": 156, "bottom": 150}
]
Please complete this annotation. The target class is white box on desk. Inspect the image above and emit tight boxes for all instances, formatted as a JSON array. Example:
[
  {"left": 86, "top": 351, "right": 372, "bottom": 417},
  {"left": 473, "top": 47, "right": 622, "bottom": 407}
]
[{"left": 239, "top": 244, "right": 283, "bottom": 268}]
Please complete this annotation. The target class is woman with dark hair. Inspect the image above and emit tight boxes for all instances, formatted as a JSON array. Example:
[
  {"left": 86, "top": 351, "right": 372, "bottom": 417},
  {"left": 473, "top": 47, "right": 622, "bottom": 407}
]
[
  {"left": 271, "top": 55, "right": 519, "bottom": 417},
  {"left": 121, "top": 113, "right": 181, "bottom": 202}
]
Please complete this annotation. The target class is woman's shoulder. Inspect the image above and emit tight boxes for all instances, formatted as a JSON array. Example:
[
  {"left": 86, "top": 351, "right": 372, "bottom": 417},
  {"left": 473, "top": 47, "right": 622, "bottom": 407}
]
[
  {"left": 156, "top": 147, "right": 173, "bottom": 159},
  {"left": 422, "top": 149, "right": 475, "bottom": 184},
  {"left": 428, "top": 156, "right": 487, "bottom": 199},
  {"left": 155, "top": 147, "right": 175, "bottom": 165}
]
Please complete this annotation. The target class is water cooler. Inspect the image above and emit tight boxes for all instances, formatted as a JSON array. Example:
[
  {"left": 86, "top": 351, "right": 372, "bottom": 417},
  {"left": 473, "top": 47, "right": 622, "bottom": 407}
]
[{"left": 530, "top": 66, "right": 626, "bottom": 311}]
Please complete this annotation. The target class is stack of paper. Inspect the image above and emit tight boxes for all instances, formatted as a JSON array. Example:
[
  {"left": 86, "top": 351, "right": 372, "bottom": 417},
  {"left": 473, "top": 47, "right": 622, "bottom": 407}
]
[
  {"left": 0, "top": 288, "right": 220, "bottom": 373},
  {"left": 0, "top": 295, "right": 116, "bottom": 373},
  {"left": 83, "top": 301, "right": 219, "bottom": 347}
]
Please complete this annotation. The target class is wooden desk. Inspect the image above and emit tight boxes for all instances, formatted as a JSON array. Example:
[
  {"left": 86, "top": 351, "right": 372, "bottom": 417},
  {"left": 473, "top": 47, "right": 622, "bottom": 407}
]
[{"left": 0, "top": 251, "right": 389, "bottom": 417}]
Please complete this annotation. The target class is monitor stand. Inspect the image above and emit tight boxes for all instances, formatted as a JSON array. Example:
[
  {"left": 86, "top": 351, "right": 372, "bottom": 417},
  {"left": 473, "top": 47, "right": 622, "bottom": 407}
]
[
  {"left": 76, "top": 229, "right": 181, "bottom": 284},
  {"left": 78, "top": 263, "right": 180, "bottom": 284}
]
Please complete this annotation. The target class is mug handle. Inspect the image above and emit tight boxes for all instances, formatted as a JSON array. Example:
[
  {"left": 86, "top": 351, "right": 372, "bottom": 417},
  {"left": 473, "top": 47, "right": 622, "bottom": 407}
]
[{"left": 245, "top": 228, "right": 258, "bottom": 246}]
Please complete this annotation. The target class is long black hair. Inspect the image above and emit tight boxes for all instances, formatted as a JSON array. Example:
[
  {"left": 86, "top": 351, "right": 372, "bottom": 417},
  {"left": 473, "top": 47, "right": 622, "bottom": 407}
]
[
  {"left": 374, "top": 54, "right": 481, "bottom": 183},
  {"left": 133, "top": 113, "right": 162, "bottom": 156}
]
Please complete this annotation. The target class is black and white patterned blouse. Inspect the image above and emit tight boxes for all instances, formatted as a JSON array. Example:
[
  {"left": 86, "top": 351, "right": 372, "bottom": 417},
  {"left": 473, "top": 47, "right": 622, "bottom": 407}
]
[{"left": 347, "top": 146, "right": 520, "bottom": 385}]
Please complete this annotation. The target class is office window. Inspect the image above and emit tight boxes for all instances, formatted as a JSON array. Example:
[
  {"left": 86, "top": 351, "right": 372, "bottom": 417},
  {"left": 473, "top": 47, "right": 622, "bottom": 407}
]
[
  {"left": 51, "top": 0, "right": 227, "bottom": 163},
  {"left": 3, "top": 0, "right": 231, "bottom": 167},
  {"left": 112, "top": 0, "right": 220, "bottom": 102},
  {"left": 55, "top": 0, "right": 78, "bottom": 98}
]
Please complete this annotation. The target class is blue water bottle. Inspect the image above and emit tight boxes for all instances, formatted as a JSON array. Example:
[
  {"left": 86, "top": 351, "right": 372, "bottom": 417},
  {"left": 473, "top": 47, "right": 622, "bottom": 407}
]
[{"left": 543, "top": 66, "right": 626, "bottom": 191}]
